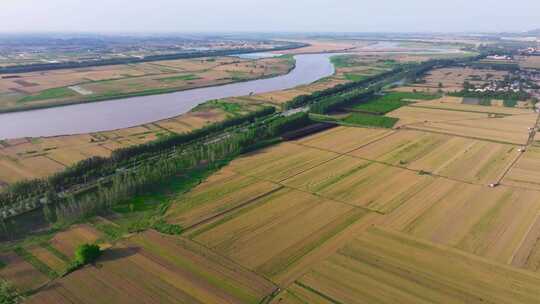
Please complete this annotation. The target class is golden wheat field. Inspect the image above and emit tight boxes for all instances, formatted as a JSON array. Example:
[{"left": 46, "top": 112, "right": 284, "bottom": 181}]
[{"left": 3, "top": 50, "right": 540, "bottom": 303}]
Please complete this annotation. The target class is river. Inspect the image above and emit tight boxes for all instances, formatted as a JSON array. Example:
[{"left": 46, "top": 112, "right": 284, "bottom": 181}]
[{"left": 0, "top": 53, "right": 336, "bottom": 139}]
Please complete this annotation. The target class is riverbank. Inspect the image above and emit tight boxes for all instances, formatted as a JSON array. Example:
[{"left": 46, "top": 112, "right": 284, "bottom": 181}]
[{"left": 0, "top": 53, "right": 336, "bottom": 139}]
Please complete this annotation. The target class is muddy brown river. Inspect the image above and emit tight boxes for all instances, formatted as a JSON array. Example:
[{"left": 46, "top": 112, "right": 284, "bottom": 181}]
[{"left": 0, "top": 53, "right": 336, "bottom": 139}]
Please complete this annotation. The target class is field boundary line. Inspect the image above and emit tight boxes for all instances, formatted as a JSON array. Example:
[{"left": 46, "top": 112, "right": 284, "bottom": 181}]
[
  {"left": 289, "top": 140, "right": 487, "bottom": 187},
  {"left": 403, "top": 126, "right": 522, "bottom": 146},
  {"left": 182, "top": 185, "right": 285, "bottom": 233},
  {"left": 229, "top": 169, "right": 377, "bottom": 214},
  {"left": 508, "top": 213, "right": 540, "bottom": 266},
  {"left": 285, "top": 129, "right": 402, "bottom": 183},
  {"left": 400, "top": 114, "right": 520, "bottom": 128},
  {"left": 276, "top": 152, "right": 344, "bottom": 184},
  {"left": 498, "top": 108, "right": 540, "bottom": 185},
  {"left": 43, "top": 155, "right": 69, "bottom": 167},
  {"left": 407, "top": 104, "right": 535, "bottom": 116},
  {"left": 495, "top": 150, "right": 525, "bottom": 185},
  {"left": 294, "top": 281, "right": 345, "bottom": 304},
  {"left": 98, "top": 143, "right": 115, "bottom": 152},
  {"left": 185, "top": 235, "right": 281, "bottom": 288},
  {"left": 149, "top": 122, "right": 177, "bottom": 135},
  {"left": 342, "top": 130, "right": 399, "bottom": 154}
]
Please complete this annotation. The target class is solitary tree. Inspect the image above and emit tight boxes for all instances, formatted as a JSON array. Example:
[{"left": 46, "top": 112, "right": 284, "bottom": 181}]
[{"left": 75, "top": 244, "right": 101, "bottom": 266}]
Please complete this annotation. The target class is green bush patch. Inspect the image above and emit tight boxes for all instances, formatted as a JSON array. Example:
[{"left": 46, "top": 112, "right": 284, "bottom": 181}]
[
  {"left": 152, "top": 220, "right": 183, "bottom": 235},
  {"left": 343, "top": 113, "right": 398, "bottom": 128}
]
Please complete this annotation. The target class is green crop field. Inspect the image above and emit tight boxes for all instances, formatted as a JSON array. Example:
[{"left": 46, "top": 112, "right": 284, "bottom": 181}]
[
  {"left": 351, "top": 92, "right": 440, "bottom": 114},
  {"left": 343, "top": 113, "right": 399, "bottom": 128}
]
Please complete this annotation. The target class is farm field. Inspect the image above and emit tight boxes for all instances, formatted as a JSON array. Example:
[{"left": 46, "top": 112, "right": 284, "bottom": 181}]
[
  {"left": 48, "top": 224, "right": 103, "bottom": 257},
  {"left": 381, "top": 178, "right": 540, "bottom": 268},
  {"left": 25, "top": 230, "right": 277, "bottom": 304},
  {"left": 282, "top": 156, "right": 432, "bottom": 213},
  {"left": 388, "top": 104, "right": 536, "bottom": 144},
  {"left": 502, "top": 146, "right": 540, "bottom": 190},
  {"left": 407, "top": 113, "right": 536, "bottom": 145},
  {"left": 295, "top": 126, "right": 392, "bottom": 153},
  {"left": 387, "top": 105, "right": 488, "bottom": 127},
  {"left": 275, "top": 227, "right": 540, "bottom": 304},
  {"left": 0, "top": 56, "right": 293, "bottom": 112},
  {"left": 4, "top": 117, "right": 540, "bottom": 302},
  {"left": 409, "top": 96, "right": 535, "bottom": 114},
  {"left": 3, "top": 40, "right": 540, "bottom": 302},
  {"left": 227, "top": 142, "right": 338, "bottom": 182},
  {"left": 188, "top": 187, "right": 369, "bottom": 283},
  {"left": 349, "top": 129, "right": 520, "bottom": 184},
  {"left": 166, "top": 169, "right": 282, "bottom": 228},
  {"left": 0, "top": 252, "right": 49, "bottom": 293}
]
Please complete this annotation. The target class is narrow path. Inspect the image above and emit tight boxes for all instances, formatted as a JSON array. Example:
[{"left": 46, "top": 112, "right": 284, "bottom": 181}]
[{"left": 497, "top": 108, "right": 540, "bottom": 185}]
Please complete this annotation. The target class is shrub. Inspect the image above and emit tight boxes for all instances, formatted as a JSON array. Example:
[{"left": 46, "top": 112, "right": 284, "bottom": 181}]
[
  {"left": 152, "top": 220, "right": 183, "bottom": 235},
  {"left": 75, "top": 244, "right": 101, "bottom": 266}
]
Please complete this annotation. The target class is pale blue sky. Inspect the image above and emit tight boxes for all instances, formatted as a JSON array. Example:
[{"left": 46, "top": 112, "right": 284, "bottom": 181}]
[{"left": 0, "top": 0, "right": 538, "bottom": 33}]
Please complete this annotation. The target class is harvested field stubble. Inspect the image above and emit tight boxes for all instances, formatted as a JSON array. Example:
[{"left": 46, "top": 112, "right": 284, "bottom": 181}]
[
  {"left": 26, "top": 230, "right": 277, "bottom": 304},
  {"left": 287, "top": 227, "right": 540, "bottom": 304},
  {"left": 350, "top": 129, "right": 520, "bottom": 184},
  {"left": 191, "top": 188, "right": 368, "bottom": 280}
]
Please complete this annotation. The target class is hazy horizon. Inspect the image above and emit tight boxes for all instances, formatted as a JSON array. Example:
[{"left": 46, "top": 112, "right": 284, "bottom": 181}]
[{"left": 0, "top": 0, "right": 539, "bottom": 34}]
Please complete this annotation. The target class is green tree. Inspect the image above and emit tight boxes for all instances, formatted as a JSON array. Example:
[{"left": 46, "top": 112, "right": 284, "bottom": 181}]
[{"left": 75, "top": 244, "right": 101, "bottom": 265}]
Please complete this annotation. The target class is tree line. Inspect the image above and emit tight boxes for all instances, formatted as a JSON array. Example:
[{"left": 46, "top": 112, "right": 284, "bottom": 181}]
[
  {"left": 0, "top": 43, "right": 307, "bottom": 74},
  {"left": 0, "top": 107, "right": 276, "bottom": 205},
  {"left": 0, "top": 109, "right": 315, "bottom": 226}
]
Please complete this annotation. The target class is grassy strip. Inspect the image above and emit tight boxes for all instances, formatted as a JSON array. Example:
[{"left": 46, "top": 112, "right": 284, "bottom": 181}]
[
  {"left": 19, "top": 87, "right": 76, "bottom": 103},
  {"left": 13, "top": 247, "right": 57, "bottom": 279},
  {"left": 344, "top": 73, "right": 368, "bottom": 82},
  {"left": 342, "top": 113, "right": 398, "bottom": 128},
  {"left": 157, "top": 74, "right": 201, "bottom": 82},
  {"left": 194, "top": 100, "right": 245, "bottom": 117},
  {"left": 294, "top": 282, "right": 345, "bottom": 304}
]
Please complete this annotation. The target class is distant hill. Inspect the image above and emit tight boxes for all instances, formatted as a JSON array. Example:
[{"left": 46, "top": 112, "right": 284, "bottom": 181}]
[{"left": 526, "top": 29, "right": 540, "bottom": 35}]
